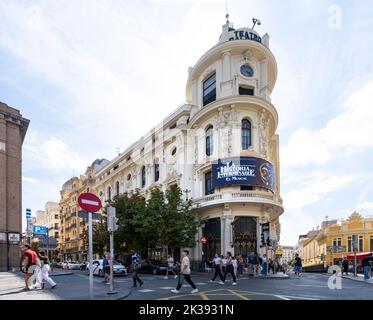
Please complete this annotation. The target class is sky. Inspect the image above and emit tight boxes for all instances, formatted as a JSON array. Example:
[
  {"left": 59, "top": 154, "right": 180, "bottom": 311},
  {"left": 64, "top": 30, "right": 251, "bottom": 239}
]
[{"left": 1, "top": 0, "right": 373, "bottom": 246}]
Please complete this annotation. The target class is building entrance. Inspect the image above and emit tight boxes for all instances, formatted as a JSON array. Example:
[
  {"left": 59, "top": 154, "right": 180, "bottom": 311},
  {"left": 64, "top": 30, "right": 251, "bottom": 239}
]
[{"left": 233, "top": 217, "right": 257, "bottom": 256}]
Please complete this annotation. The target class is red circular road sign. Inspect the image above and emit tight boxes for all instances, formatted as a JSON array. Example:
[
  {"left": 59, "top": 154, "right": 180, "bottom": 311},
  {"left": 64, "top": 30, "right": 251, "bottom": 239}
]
[
  {"left": 78, "top": 193, "right": 102, "bottom": 213},
  {"left": 200, "top": 236, "right": 207, "bottom": 244}
]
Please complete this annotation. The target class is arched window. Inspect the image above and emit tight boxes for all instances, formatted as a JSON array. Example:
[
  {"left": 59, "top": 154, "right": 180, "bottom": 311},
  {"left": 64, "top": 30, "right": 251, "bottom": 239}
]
[
  {"left": 206, "top": 126, "right": 213, "bottom": 156},
  {"left": 141, "top": 166, "right": 146, "bottom": 188},
  {"left": 107, "top": 186, "right": 112, "bottom": 201},
  {"left": 242, "top": 119, "right": 252, "bottom": 150},
  {"left": 116, "top": 181, "right": 120, "bottom": 196}
]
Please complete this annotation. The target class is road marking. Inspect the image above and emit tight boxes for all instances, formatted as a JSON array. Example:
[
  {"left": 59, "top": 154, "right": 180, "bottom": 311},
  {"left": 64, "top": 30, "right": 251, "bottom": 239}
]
[
  {"left": 195, "top": 283, "right": 207, "bottom": 285},
  {"left": 138, "top": 289, "right": 155, "bottom": 293},
  {"left": 274, "top": 295, "right": 291, "bottom": 300},
  {"left": 159, "top": 287, "right": 175, "bottom": 290},
  {"left": 182, "top": 284, "right": 191, "bottom": 287},
  {"left": 228, "top": 289, "right": 250, "bottom": 300},
  {"left": 199, "top": 292, "right": 209, "bottom": 300}
]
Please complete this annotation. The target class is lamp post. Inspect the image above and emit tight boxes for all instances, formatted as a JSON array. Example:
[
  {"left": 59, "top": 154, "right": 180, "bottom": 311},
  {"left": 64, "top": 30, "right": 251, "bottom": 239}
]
[{"left": 183, "top": 189, "right": 191, "bottom": 201}]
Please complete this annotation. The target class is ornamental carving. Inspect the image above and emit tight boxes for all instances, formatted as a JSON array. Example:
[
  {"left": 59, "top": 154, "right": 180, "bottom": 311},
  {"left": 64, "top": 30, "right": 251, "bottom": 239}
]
[{"left": 258, "top": 109, "right": 270, "bottom": 159}]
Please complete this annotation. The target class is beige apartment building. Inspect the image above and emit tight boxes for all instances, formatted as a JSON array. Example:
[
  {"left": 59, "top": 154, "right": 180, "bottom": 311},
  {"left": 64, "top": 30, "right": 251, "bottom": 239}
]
[{"left": 0, "top": 102, "right": 29, "bottom": 271}]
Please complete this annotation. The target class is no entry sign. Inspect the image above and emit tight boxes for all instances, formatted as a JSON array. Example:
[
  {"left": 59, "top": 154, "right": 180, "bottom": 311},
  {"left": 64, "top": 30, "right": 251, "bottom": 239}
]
[
  {"left": 78, "top": 193, "right": 102, "bottom": 213},
  {"left": 200, "top": 236, "right": 207, "bottom": 244}
]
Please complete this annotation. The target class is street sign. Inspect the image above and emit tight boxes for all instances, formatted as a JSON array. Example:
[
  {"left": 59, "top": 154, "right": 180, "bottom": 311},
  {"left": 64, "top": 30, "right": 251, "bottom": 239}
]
[
  {"left": 8, "top": 232, "right": 20, "bottom": 244},
  {"left": 78, "top": 193, "right": 102, "bottom": 213},
  {"left": 327, "top": 245, "right": 346, "bottom": 253},
  {"left": 78, "top": 211, "right": 102, "bottom": 220},
  {"left": 33, "top": 226, "right": 48, "bottom": 236},
  {"left": 200, "top": 236, "right": 207, "bottom": 244}
]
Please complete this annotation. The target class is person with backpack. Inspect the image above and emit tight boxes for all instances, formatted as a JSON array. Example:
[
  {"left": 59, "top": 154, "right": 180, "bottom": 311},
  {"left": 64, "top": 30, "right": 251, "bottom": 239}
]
[
  {"left": 294, "top": 253, "right": 303, "bottom": 277},
  {"left": 131, "top": 252, "right": 144, "bottom": 288}
]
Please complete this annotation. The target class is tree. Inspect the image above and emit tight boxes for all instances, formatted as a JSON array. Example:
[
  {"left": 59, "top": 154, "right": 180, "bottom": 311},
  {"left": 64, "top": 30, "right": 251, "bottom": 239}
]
[
  {"left": 159, "top": 185, "right": 199, "bottom": 257},
  {"left": 92, "top": 220, "right": 109, "bottom": 257}
]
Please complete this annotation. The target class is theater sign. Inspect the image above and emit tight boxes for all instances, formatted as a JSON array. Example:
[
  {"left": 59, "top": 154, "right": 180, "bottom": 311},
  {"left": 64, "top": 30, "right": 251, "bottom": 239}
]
[{"left": 212, "top": 157, "right": 275, "bottom": 192}]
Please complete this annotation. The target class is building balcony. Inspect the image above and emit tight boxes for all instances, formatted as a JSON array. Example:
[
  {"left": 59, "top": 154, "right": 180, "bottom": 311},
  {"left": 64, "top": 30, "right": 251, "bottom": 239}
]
[{"left": 193, "top": 191, "right": 283, "bottom": 213}]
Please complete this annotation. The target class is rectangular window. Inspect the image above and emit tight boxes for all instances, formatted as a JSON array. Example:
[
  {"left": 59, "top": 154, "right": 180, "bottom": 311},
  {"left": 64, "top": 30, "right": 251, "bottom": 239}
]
[
  {"left": 370, "top": 236, "right": 373, "bottom": 251},
  {"left": 240, "top": 185, "right": 254, "bottom": 191},
  {"left": 203, "top": 73, "right": 216, "bottom": 106},
  {"left": 359, "top": 236, "right": 363, "bottom": 252},
  {"left": 55, "top": 215, "right": 59, "bottom": 219},
  {"left": 205, "top": 171, "right": 214, "bottom": 196},
  {"left": 333, "top": 239, "right": 337, "bottom": 247},
  {"left": 154, "top": 163, "right": 160, "bottom": 182},
  {"left": 239, "top": 86, "right": 254, "bottom": 96},
  {"left": 348, "top": 237, "right": 352, "bottom": 252},
  {"left": 337, "top": 238, "right": 342, "bottom": 247}
]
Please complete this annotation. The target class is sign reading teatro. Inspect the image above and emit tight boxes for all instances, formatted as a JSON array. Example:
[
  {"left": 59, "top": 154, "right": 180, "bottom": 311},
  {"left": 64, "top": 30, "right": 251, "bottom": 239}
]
[{"left": 212, "top": 157, "right": 275, "bottom": 192}]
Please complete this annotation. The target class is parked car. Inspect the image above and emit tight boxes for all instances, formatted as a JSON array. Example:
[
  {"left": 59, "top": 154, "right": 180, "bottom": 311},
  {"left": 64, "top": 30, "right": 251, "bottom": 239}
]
[
  {"left": 67, "top": 261, "right": 81, "bottom": 270},
  {"left": 138, "top": 260, "right": 177, "bottom": 275},
  {"left": 87, "top": 259, "right": 127, "bottom": 277}
]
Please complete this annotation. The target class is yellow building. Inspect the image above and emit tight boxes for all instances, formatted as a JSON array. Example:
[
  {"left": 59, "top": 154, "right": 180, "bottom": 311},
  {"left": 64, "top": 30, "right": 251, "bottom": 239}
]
[
  {"left": 325, "top": 212, "right": 373, "bottom": 266},
  {"left": 58, "top": 159, "right": 109, "bottom": 261}
]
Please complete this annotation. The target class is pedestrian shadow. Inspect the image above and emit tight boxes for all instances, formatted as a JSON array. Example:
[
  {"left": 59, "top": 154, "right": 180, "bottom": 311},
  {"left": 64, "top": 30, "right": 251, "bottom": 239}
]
[{"left": 0, "top": 288, "right": 33, "bottom": 296}]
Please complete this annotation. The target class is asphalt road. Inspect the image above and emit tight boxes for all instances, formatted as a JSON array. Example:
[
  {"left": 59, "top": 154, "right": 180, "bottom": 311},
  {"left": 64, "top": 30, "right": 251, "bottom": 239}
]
[{"left": 50, "top": 270, "right": 373, "bottom": 300}]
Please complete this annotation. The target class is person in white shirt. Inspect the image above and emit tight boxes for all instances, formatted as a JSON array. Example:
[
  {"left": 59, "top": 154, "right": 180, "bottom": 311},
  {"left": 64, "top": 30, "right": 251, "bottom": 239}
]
[
  {"left": 171, "top": 250, "right": 198, "bottom": 294},
  {"left": 210, "top": 254, "right": 224, "bottom": 282},
  {"left": 232, "top": 256, "right": 238, "bottom": 277},
  {"left": 164, "top": 255, "right": 177, "bottom": 279}
]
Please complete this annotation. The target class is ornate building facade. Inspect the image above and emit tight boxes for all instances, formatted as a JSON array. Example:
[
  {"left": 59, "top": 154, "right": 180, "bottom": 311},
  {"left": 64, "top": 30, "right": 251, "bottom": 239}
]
[{"left": 89, "top": 18, "right": 284, "bottom": 263}]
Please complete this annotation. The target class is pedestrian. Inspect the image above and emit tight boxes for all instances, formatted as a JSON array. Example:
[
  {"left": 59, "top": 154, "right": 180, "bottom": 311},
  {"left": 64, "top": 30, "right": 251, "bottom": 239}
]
[
  {"left": 38, "top": 251, "right": 57, "bottom": 289},
  {"left": 232, "top": 256, "right": 238, "bottom": 277},
  {"left": 294, "top": 253, "right": 302, "bottom": 277},
  {"left": 220, "top": 252, "right": 237, "bottom": 285},
  {"left": 253, "top": 252, "right": 260, "bottom": 277},
  {"left": 342, "top": 257, "right": 349, "bottom": 276},
  {"left": 209, "top": 253, "right": 224, "bottom": 283},
  {"left": 268, "top": 258, "right": 274, "bottom": 274},
  {"left": 221, "top": 255, "right": 227, "bottom": 275},
  {"left": 103, "top": 254, "right": 110, "bottom": 284},
  {"left": 362, "top": 257, "right": 371, "bottom": 280},
  {"left": 261, "top": 254, "right": 268, "bottom": 276},
  {"left": 238, "top": 255, "right": 245, "bottom": 276},
  {"left": 164, "top": 255, "right": 177, "bottom": 279},
  {"left": 131, "top": 252, "right": 144, "bottom": 288},
  {"left": 171, "top": 250, "right": 198, "bottom": 294},
  {"left": 282, "top": 261, "right": 288, "bottom": 274},
  {"left": 21, "top": 244, "right": 38, "bottom": 290}
]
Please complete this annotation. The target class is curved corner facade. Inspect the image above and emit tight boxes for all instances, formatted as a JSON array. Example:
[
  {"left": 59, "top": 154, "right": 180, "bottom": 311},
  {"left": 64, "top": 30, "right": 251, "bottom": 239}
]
[{"left": 61, "top": 21, "right": 284, "bottom": 263}]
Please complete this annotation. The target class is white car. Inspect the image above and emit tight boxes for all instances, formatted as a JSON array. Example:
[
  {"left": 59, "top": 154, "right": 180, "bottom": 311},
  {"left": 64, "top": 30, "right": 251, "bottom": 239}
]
[
  {"left": 67, "top": 261, "right": 81, "bottom": 270},
  {"left": 88, "top": 259, "right": 127, "bottom": 277}
]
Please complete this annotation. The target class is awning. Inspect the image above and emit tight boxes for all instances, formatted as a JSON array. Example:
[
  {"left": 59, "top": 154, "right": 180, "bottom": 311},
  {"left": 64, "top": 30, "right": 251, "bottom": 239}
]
[{"left": 347, "top": 252, "right": 373, "bottom": 261}]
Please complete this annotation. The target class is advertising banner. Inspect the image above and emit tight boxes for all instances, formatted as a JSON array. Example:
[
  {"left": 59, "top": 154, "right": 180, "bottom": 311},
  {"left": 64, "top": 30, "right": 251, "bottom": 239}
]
[{"left": 212, "top": 157, "right": 275, "bottom": 192}]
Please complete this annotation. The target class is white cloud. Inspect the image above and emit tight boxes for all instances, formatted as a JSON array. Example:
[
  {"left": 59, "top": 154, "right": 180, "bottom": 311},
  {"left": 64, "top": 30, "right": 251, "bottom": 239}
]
[
  {"left": 281, "top": 80, "right": 373, "bottom": 168},
  {"left": 24, "top": 135, "right": 86, "bottom": 173},
  {"left": 283, "top": 174, "right": 356, "bottom": 210},
  {"left": 22, "top": 176, "right": 39, "bottom": 184}
]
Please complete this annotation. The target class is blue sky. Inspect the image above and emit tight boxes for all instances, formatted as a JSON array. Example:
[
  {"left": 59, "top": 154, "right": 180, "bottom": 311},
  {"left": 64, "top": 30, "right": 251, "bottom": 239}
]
[{"left": 1, "top": 0, "right": 373, "bottom": 245}]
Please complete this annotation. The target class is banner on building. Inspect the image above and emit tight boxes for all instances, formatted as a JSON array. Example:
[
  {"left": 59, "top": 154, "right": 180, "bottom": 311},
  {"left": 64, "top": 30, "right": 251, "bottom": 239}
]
[{"left": 212, "top": 157, "right": 275, "bottom": 192}]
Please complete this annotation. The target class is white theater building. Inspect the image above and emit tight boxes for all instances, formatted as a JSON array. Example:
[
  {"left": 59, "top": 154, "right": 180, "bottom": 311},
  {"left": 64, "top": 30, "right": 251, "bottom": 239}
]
[{"left": 92, "top": 18, "right": 284, "bottom": 264}]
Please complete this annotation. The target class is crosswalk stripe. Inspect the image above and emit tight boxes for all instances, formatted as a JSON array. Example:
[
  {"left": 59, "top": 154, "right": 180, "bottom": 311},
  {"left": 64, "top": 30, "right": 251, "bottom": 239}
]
[{"left": 138, "top": 289, "right": 155, "bottom": 293}]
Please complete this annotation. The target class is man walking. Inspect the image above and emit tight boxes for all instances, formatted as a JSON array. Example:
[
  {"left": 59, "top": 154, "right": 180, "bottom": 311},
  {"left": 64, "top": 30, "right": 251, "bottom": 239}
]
[
  {"left": 261, "top": 254, "right": 268, "bottom": 276},
  {"left": 294, "top": 253, "right": 302, "bottom": 277},
  {"left": 219, "top": 252, "right": 237, "bottom": 285},
  {"left": 131, "top": 252, "right": 144, "bottom": 288},
  {"left": 362, "top": 256, "right": 372, "bottom": 281},
  {"left": 103, "top": 254, "right": 110, "bottom": 284},
  {"left": 21, "top": 244, "right": 39, "bottom": 290},
  {"left": 342, "top": 257, "right": 349, "bottom": 276},
  {"left": 171, "top": 250, "right": 198, "bottom": 294},
  {"left": 210, "top": 254, "right": 223, "bottom": 283}
]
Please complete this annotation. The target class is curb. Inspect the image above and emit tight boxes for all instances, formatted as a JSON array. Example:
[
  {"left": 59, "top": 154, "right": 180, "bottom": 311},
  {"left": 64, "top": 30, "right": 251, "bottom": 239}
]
[{"left": 342, "top": 276, "right": 373, "bottom": 284}]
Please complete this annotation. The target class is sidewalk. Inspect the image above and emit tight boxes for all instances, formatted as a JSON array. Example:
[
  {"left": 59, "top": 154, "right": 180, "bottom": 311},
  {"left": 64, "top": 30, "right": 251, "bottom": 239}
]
[
  {"left": 342, "top": 273, "right": 373, "bottom": 284},
  {"left": 0, "top": 272, "right": 131, "bottom": 300}
]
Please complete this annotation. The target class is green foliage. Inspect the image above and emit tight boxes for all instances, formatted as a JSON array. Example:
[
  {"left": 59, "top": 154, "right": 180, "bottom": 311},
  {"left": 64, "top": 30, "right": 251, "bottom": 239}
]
[
  {"left": 92, "top": 220, "right": 109, "bottom": 256},
  {"left": 110, "top": 185, "right": 199, "bottom": 258}
]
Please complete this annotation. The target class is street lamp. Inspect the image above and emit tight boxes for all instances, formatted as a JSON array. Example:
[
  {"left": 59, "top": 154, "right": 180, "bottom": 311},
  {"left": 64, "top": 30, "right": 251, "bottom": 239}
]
[{"left": 183, "top": 189, "right": 191, "bottom": 201}]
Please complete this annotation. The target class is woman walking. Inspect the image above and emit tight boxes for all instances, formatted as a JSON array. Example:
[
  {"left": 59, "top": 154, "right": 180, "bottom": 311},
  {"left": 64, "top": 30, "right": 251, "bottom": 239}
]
[
  {"left": 164, "top": 255, "right": 177, "bottom": 279},
  {"left": 38, "top": 251, "right": 57, "bottom": 289},
  {"left": 220, "top": 252, "right": 237, "bottom": 286}
]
